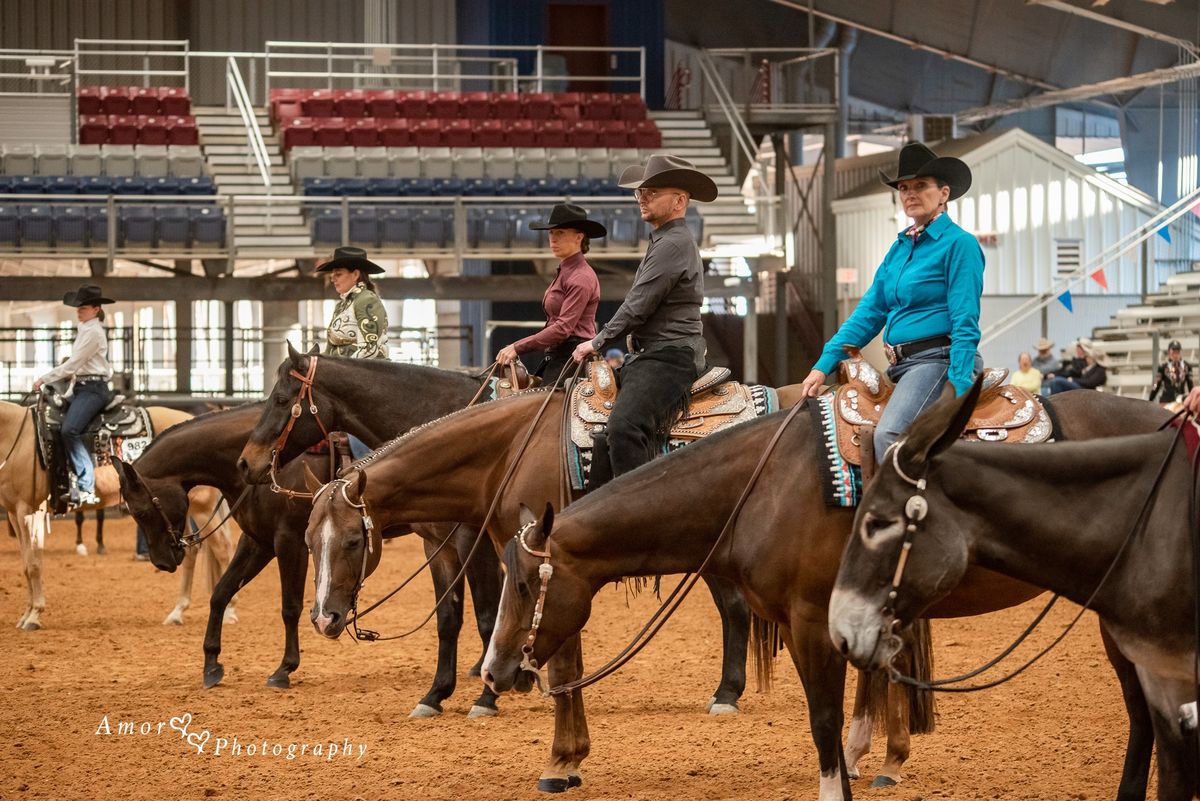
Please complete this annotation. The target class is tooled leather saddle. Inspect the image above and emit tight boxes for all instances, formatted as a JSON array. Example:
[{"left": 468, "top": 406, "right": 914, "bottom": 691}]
[{"left": 826, "top": 353, "right": 1053, "bottom": 469}]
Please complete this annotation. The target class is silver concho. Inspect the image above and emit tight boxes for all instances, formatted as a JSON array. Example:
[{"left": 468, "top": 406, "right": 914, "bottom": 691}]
[
  {"left": 975, "top": 428, "right": 1008, "bottom": 441},
  {"left": 580, "top": 385, "right": 595, "bottom": 397},
  {"left": 1023, "top": 409, "right": 1053, "bottom": 443},
  {"left": 603, "top": 401, "right": 613, "bottom": 409},
  {"left": 904, "top": 495, "right": 928, "bottom": 522},
  {"left": 838, "top": 396, "right": 870, "bottom": 425}
]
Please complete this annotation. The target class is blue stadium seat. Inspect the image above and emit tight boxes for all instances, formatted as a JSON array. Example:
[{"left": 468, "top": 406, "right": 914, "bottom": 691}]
[
  {"left": 13, "top": 176, "right": 47, "bottom": 195},
  {"left": 114, "top": 177, "right": 149, "bottom": 195},
  {"left": 402, "top": 177, "right": 435, "bottom": 196},
  {"left": 311, "top": 207, "right": 342, "bottom": 244},
  {"left": 148, "top": 176, "right": 183, "bottom": 195},
  {"left": 367, "top": 178, "right": 404, "bottom": 197},
  {"left": 379, "top": 207, "right": 414, "bottom": 247},
  {"left": 304, "top": 177, "right": 337, "bottom": 197},
  {"left": 334, "top": 178, "right": 368, "bottom": 197},
  {"left": 413, "top": 207, "right": 452, "bottom": 248},
  {"left": 497, "top": 177, "right": 529, "bottom": 196},
  {"left": 685, "top": 207, "right": 703, "bottom": 245},
  {"left": 81, "top": 176, "right": 114, "bottom": 195},
  {"left": 45, "top": 176, "right": 81, "bottom": 197},
  {"left": 54, "top": 205, "right": 89, "bottom": 245},
  {"left": 467, "top": 207, "right": 511, "bottom": 248},
  {"left": 432, "top": 177, "right": 465, "bottom": 196},
  {"left": 512, "top": 207, "right": 550, "bottom": 249},
  {"left": 87, "top": 206, "right": 109, "bottom": 244},
  {"left": 191, "top": 206, "right": 225, "bottom": 245},
  {"left": 607, "top": 207, "right": 642, "bottom": 249},
  {"left": 590, "top": 178, "right": 621, "bottom": 196},
  {"left": 181, "top": 176, "right": 215, "bottom": 195},
  {"left": 348, "top": 206, "right": 379, "bottom": 246},
  {"left": 120, "top": 206, "right": 156, "bottom": 245},
  {"left": 157, "top": 206, "right": 192, "bottom": 245},
  {"left": 0, "top": 176, "right": 13, "bottom": 194},
  {"left": 462, "top": 177, "right": 498, "bottom": 196},
  {"left": 20, "top": 205, "right": 54, "bottom": 247},
  {"left": 0, "top": 204, "right": 19, "bottom": 245}
]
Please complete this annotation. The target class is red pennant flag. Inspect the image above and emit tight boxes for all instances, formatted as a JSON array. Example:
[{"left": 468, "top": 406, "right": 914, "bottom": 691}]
[{"left": 1090, "top": 268, "right": 1108, "bottom": 290}]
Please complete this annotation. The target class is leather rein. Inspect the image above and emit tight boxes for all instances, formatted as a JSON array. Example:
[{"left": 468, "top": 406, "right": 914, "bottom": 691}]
[{"left": 268, "top": 356, "right": 331, "bottom": 500}]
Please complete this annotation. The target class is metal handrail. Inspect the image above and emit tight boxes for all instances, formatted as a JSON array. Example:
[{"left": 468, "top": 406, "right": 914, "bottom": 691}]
[
  {"left": 225, "top": 56, "right": 272, "bottom": 189},
  {"left": 980, "top": 182, "right": 1200, "bottom": 345},
  {"left": 696, "top": 50, "right": 758, "bottom": 169}
]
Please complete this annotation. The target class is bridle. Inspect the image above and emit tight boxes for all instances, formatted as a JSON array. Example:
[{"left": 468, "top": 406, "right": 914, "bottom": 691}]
[
  {"left": 268, "top": 356, "right": 331, "bottom": 500},
  {"left": 148, "top": 485, "right": 252, "bottom": 550},
  {"left": 513, "top": 518, "right": 554, "bottom": 691},
  {"left": 311, "top": 476, "right": 378, "bottom": 636}
]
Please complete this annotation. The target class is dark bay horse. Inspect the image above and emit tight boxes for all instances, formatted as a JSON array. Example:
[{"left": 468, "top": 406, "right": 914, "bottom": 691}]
[
  {"left": 237, "top": 348, "right": 760, "bottom": 717},
  {"left": 829, "top": 383, "right": 1194, "bottom": 801},
  {"left": 479, "top": 389, "right": 1172, "bottom": 799},
  {"left": 113, "top": 401, "right": 504, "bottom": 718}
]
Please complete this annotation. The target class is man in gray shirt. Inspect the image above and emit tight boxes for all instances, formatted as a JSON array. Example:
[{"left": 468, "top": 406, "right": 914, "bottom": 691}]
[{"left": 572, "top": 155, "right": 717, "bottom": 478}]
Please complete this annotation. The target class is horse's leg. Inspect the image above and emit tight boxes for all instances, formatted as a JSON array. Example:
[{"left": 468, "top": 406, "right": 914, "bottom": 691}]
[
  {"left": 874, "top": 670, "right": 911, "bottom": 787},
  {"left": 74, "top": 510, "right": 87, "bottom": 555},
  {"left": 538, "top": 633, "right": 590, "bottom": 793},
  {"left": 204, "top": 524, "right": 239, "bottom": 624},
  {"left": 701, "top": 573, "right": 747, "bottom": 714},
  {"left": 164, "top": 543, "right": 199, "bottom": 625},
  {"left": 266, "top": 529, "right": 306, "bottom": 689},
  {"left": 844, "top": 669, "right": 877, "bottom": 780},
  {"left": 13, "top": 504, "right": 45, "bottom": 630},
  {"left": 1149, "top": 707, "right": 1196, "bottom": 801},
  {"left": 1101, "top": 625, "right": 1153, "bottom": 801},
  {"left": 95, "top": 508, "right": 105, "bottom": 555},
  {"left": 463, "top": 526, "right": 503, "bottom": 717},
  {"left": 203, "top": 536, "right": 273, "bottom": 689},
  {"left": 783, "top": 619, "right": 851, "bottom": 801},
  {"left": 409, "top": 536, "right": 464, "bottom": 718}
]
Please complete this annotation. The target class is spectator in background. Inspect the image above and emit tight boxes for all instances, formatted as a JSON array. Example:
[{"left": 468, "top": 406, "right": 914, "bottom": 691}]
[
  {"left": 1043, "top": 338, "right": 1108, "bottom": 394},
  {"left": 1148, "top": 339, "right": 1194, "bottom": 404},
  {"left": 605, "top": 348, "right": 625, "bottom": 371},
  {"left": 1010, "top": 351, "right": 1042, "bottom": 393},
  {"left": 1031, "top": 338, "right": 1057, "bottom": 375}
]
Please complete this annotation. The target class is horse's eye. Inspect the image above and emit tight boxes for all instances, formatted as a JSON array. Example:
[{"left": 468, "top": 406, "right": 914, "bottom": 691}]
[{"left": 275, "top": 394, "right": 289, "bottom": 406}]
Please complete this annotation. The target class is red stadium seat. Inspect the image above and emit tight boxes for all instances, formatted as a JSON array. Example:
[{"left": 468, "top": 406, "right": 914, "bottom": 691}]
[
  {"left": 523, "top": 93, "right": 554, "bottom": 120},
  {"left": 630, "top": 120, "right": 661, "bottom": 149},
  {"left": 130, "top": 87, "right": 160, "bottom": 115},
  {"left": 476, "top": 119, "right": 507, "bottom": 147},
  {"left": 335, "top": 90, "right": 368, "bottom": 118},
  {"left": 282, "top": 117, "right": 316, "bottom": 149},
  {"left": 79, "top": 114, "right": 109, "bottom": 145},
  {"left": 552, "top": 93, "right": 583, "bottom": 120},
  {"left": 377, "top": 118, "right": 410, "bottom": 146},
  {"left": 158, "top": 87, "right": 191, "bottom": 116},
  {"left": 166, "top": 115, "right": 199, "bottom": 145},
  {"left": 461, "top": 92, "right": 491, "bottom": 119},
  {"left": 410, "top": 119, "right": 443, "bottom": 147},
  {"left": 302, "top": 90, "right": 336, "bottom": 117},
  {"left": 347, "top": 118, "right": 380, "bottom": 146},
  {"left": 583, "top": 93, "right": 614, "bottom": 120},
  {"left": 108, "top": 115, "right": 139, "bottom": 145},
  {"left": 506, "top": 119, "right": 538, "bottom": 147},
  {"left": 537, "top": 119, "right": 568, "bottom": 148},
  {"left": 77, "top": 86, "right": 104, "bottom": 116},
  {"left": 314, "top": 117, "right": 348, "bottom": 146},
  {"left": 400, "top": 91, "right": 431, "bottom": 118},
  {"left": 272, "top": 99, "right": 304, "bottom": 122},
  {"left": 100, "top": 86, "right": 132, "bottom": 115},
  {"left": 568, "top": 120, "right": 601, "bottom": 148},
  {"left": 137, "top": 115, "right": 169, "bottom": 145},
  {"left": 492, "top": 92, "right": 521, "bottom": 120},
  {"left": 600, "top": 120, "right": 631, "bottom": 148},
  {"left": 366, "top": 90, "right": 398, "bottom": 118},
  {"left": 616, "top": 93, "right": 647, "bottom": 121},
  {"left": 430, "top": 92, "right": 462, "bottom": 119},
  {"left": 444, "top": 119, "right": 474, "bottom": 147}
]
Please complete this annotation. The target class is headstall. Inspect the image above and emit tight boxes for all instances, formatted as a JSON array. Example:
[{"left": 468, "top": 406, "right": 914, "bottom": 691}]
[
  {"left": 269, "top": 356, "right": 331, "bottom": 499},
  {"left": 515, "top": 518, "right": 554, "bottom": 693}
]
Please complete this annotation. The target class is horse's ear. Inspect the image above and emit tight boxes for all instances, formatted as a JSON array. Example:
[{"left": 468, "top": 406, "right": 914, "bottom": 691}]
[
  {"left": 904, "top": 374, "right": 985, "bottom": 466},
  {"left": 286, "top": 341, "right": 302, "bottom": 363},
  {"left": 112, "top": 458, "right": 149, "bottom": 501},
  {"left": 353, "top": 468, "right": 368, "bottom": 499},
  {"left": 541, "top": 501, "right": 555, "bottom": 539},
  {"left": 302, "top": 462, "right": 323, "bottom": 495},
  {"left": 306, "top": 344, "right": 320, "bottom": 355}
]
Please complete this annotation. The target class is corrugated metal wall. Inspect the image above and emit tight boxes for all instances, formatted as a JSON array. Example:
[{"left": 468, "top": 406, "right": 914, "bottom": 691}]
[{"left": 0, "top": 0, "right": 180, "bottom": 51}]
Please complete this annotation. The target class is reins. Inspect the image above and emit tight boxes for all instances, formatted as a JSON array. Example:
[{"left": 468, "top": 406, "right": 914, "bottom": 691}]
[
  {"left": 885, "top": 408, "right": 1193, "bottom": 693},
  {"left": 268, "top": 356, "right": 331, "bottom": 500},
  {"left": 542, "top": 397, "right": 809, "bottom": 696},
  {"left": 150, "top": 485, "right": 252, "bottom": 549}
]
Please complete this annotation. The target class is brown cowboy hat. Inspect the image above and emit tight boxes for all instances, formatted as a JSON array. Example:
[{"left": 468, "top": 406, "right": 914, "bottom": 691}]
[
  {"left": 618, "top": 154, "right": 718, "bottom": 203},
  {"left": 1035, "top": 338, "right": 1054, "bottom": 351},
  {"left": 879, "top": 142, "right": 972, "bottom": 201},
  {"left": 314, "top": 246, "right": 386, "bottom": 275},
  {"left": 528, "top": 202, "right": 607, "bottom": 238},
  {"left": 63, "top": 284, "right": 114, "bottom": 306}
]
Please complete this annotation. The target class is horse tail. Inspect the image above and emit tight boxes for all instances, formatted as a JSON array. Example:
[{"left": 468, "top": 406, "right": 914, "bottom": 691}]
[
  {"left": 906, "top": 618, "right": 937, "bottom": 734},
  {"left": 750, "top": 611, "right": 781, "bottom": 693}
]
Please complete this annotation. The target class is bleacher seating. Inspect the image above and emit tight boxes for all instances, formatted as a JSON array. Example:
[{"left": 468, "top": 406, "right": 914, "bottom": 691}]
[
  {"left": 0, "top": 144, "right": 206, "bottom": 179},
  {"left": 77, "top": 86, "right": 198, "bottom": 147},
  {"left": 0, "top": 174, "right": 214, "bottom": 197},
  {"left": 77, "top": 86, "right": 191, "bottom": 117},
  {"left": 0, "top": 202, "right": 225, "bottom": 249}
]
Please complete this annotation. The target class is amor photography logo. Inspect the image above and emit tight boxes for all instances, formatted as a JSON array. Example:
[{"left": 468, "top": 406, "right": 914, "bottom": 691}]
[{"left": 94, "top": 712, "right": 368, "bottom": 762}]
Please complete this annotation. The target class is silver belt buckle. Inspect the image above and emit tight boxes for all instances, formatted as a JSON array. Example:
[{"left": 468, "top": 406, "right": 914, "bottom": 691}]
[{"left": 884, "top": 345, "right": 899, "bottom": 366}]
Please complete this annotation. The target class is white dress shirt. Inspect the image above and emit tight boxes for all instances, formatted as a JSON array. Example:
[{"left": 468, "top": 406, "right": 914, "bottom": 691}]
[{"left": 39, "top": 318, "right": 112, "bottom": 385}]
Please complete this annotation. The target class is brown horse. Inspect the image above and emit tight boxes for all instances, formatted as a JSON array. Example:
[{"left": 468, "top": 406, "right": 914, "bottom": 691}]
[
  {"left": 829, "top": 382, "right": 1193, "bottom": 800},
  {"left": 0, "top": 399, "right": 233, "bottom": 630},
  {"left": 478, "top": 389, "right": 1171, "bottom": 799}
]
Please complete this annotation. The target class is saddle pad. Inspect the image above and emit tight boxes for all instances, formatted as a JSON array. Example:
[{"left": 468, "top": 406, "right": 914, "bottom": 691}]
[{"left": 813, "top": 392, "right": 863, "bottom": 508}]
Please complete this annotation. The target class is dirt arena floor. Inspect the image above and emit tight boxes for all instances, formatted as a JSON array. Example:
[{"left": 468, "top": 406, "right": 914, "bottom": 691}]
[{"left": 1, "top": 514, "right": 1148, "bottom": 800}]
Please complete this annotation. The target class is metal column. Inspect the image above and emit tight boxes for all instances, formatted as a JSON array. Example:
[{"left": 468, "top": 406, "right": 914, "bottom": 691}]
[
  {"left": 821, "top": 122, "right": 838, "bottom": 338},
  {"left": 174, "top": 300, "right": 192, "bottom": 394},
  {"left": 743, "top": 276, "right": 759, "bottom": 383}
]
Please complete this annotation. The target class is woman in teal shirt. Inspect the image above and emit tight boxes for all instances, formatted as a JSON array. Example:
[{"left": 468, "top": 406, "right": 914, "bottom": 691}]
[{"left": 799, "top": 142, "right": 984, "bottom": 458}]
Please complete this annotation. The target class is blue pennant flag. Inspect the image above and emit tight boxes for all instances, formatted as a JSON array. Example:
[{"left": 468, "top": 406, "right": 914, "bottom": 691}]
[
  {"left": 1057, "top": 290, "right": 1073, "bottom": 313},
  {"left": 1158, "top": 225, "right": 1172, "bottom": 244}
]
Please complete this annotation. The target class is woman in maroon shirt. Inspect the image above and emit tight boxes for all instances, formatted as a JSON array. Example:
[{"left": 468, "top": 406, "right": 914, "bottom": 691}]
[{"left": 497, "top": 203, "right": 606, "bottom": 380}]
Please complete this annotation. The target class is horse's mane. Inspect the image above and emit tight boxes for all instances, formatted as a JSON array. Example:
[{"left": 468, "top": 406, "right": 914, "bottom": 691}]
[
  {"left": 138, "top": 402, "right": 265, "bottom": 457},
  {"left": 300, "top": 354, "right": 481, "bottom": 387},
  {"left": 346, "top": 386, "right": 560, "bottom": 472}
]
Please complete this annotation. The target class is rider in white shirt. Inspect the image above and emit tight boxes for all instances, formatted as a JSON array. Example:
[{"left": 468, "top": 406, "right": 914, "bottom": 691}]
[{"left": 32, "top": 285, "right": 115, "bottom": 507}]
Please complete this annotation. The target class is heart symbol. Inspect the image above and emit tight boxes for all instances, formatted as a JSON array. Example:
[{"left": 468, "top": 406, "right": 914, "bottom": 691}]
[
  {"left": 186, "top": 729, "right": 210, "bottom": 754},
  {"left": 168, "top": 713, "right": 192, "bottom": 737}
]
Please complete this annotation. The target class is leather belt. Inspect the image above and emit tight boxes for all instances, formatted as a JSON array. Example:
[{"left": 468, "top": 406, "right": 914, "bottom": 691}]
[
  {"left": 884, "top": 336, "right": 952, "bottom": 366},
  {"left": 75, "top": 375, "right": 109, "bottom": 382}
]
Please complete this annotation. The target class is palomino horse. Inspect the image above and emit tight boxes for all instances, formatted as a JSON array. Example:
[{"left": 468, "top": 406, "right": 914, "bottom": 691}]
[
  {"left": 114, "top": 402, "right": 503, "bottom": 714},
  {"left": 0, "top": 399, "right": 234, "bottom": 630},
  {"left": 237, "top": 349, "right": 763, "bottom": 716},
  {"left": 479, "top": 388, "right": 1172, "bottom": 799}
]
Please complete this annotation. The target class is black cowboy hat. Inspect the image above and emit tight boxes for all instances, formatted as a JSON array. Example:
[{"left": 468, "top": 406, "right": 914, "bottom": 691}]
[
  {"left": 879, "top": 142, "right": 972, "bottom": 201},
  {"left": 618, "top": 154, "right": 719, "bottom": 203},
  {"left": 63, "top": 284, "right": 114, "bottom": 307},
  {"left": 528, "top": 202, "right": 607, "bottom": 238},
  {"left": 314, "top": 246, "right": 386, "bottom": 275},
  {"left": 1168, "top": 340, "right": 1183, "bottom": 351}
]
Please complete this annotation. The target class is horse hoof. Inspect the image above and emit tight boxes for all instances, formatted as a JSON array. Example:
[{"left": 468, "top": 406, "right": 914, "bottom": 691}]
[
  {"left": 568, "top": 775, "right": 582, "bottom": 788},
  {"left": 75, "top": 544, "right": 88, "bottom": 556},
  {"left": 223, "top": 610, "right": 238, "bottom": 625},
  {"left": 163, "top": 611, "right": 184, "bottom": 626},
  {"left": 97, "top": 544, "right": 107, "bottom": 555},
  {"left": 708, "top": 703, "right": 738, "bottom": 716},
  {"left": 871, "top": 776, "right": 898, "bottom": 788},
  {"left": 19, "top": 619, "right": 41, "bottom": 632},
  {"left": 266, "top": 675, "right": 291, "bottom": 689},
  {"left": 537, "top": 778, "right": 571, "bottom": 793},
  {"left": 203, "top": 666, "right": 224, "bottom": 689},
  {"left": 467, "top": 704, "right": 498, "bottom": 719},
  {"left": 847, "top": 767, "right": 861, "bottom": 780},
  {"left": 705, "top": 695, "right": 716, "bottom": 712},
  {"left": 409, "top": 704, "right": 441, "bottom": 719}
]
